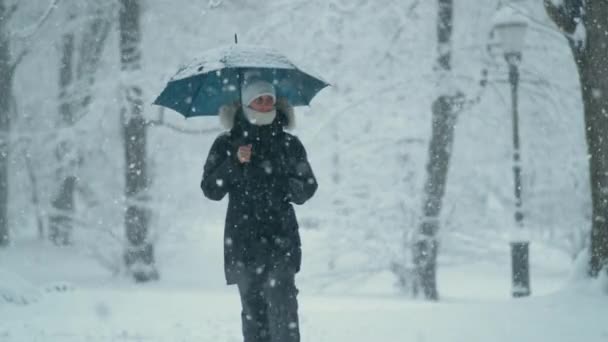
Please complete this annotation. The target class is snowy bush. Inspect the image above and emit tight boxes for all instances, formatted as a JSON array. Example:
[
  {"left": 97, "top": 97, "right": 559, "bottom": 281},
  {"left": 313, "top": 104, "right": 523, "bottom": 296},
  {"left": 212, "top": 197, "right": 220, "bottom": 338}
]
[
  {"left": 0, "top": 269, "right": 41, "bottom": 306},
  {"left": 43, "top": 281, "right": 76, "bottom": 293},
  {"left": 568, "top": 248, "right": 591, "bottom": 284}
]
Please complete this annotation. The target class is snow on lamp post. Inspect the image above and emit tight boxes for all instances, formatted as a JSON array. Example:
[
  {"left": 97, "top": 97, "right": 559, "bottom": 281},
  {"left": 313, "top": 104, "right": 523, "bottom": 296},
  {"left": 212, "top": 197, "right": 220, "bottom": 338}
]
[{"left": 493, "top": 4, "right": 531, "bottom": 298}]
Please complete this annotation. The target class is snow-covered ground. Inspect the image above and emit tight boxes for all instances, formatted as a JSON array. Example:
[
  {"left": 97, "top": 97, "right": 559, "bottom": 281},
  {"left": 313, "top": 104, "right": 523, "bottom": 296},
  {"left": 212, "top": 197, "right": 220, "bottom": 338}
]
[
  {"left": 1, "top": 239, "right": 607, "bottom": 342},
  {"left": 1, "top": 285, "right": 607, "bottom": 342}
]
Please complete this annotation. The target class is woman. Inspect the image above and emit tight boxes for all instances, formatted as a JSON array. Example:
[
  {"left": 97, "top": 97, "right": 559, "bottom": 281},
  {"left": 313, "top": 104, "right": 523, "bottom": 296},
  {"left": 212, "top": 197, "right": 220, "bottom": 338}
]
[{"left": 201, "top": 72, "right": 317, "bottom": 342}]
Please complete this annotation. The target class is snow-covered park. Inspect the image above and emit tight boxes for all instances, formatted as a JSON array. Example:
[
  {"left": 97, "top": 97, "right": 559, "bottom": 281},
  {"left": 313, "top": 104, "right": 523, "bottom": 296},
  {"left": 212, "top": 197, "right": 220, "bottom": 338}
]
[{"left": 2, "top": 0, "right": 608, "bottom": 341}]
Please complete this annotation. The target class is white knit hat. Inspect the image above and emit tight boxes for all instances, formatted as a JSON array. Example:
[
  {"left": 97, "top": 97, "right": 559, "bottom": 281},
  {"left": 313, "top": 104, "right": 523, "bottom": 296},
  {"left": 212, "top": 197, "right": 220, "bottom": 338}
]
[{"left": 241, "top": 80, "right": 276, "bottom": 107}]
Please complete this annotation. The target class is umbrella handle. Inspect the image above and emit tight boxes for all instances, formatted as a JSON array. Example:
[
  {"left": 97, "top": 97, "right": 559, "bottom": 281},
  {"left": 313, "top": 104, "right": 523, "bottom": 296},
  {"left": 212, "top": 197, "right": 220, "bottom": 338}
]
[{"left": 237, "top": 68, "right": 243, "bottom": 104}]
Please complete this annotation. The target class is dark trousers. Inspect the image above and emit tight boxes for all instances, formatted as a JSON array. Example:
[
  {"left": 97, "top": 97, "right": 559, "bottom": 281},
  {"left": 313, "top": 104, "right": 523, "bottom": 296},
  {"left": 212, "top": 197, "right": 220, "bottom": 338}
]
[{"left": 236, "top": 266, "right": 300, "bottom": 342}]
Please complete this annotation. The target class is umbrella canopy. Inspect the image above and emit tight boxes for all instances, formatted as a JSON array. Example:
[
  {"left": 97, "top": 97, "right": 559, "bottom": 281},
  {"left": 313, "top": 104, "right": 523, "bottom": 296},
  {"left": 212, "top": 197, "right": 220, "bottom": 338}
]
[{"left": 154, "top": 45, "right": 329, "bottom": 118}]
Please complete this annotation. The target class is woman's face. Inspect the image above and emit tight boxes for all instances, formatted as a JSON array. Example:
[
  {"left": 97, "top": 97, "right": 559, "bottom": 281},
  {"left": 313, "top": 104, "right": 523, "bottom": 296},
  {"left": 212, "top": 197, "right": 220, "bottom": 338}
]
[{"left": 248, "top": 95, "right": 275, "bottom": 113}]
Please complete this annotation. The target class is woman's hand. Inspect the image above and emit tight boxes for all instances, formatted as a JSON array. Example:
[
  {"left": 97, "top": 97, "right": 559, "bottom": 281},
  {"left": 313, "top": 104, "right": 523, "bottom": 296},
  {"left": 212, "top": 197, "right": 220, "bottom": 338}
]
[{"left": 237, "top": 144, "right": 252, "bottom": 164}]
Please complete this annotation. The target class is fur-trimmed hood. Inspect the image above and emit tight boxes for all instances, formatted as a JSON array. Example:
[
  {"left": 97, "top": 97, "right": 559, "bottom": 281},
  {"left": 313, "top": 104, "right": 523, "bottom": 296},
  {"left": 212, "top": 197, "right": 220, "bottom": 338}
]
[{"left": 219, "top": 98, "right": 295, "bottom": 131}]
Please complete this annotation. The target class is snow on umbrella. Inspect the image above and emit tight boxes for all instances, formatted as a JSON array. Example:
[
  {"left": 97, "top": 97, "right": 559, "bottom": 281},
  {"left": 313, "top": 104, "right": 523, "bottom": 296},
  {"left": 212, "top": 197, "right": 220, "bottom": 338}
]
[{"left": 154, "top": 45, "right": 329, "bottom": 118}]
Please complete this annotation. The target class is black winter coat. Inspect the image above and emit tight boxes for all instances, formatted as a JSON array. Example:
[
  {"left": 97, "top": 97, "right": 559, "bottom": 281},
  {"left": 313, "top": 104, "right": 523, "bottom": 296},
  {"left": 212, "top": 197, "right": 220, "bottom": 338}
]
[{"left": 201, "top": 107, "right": 317, "bottom": 284}]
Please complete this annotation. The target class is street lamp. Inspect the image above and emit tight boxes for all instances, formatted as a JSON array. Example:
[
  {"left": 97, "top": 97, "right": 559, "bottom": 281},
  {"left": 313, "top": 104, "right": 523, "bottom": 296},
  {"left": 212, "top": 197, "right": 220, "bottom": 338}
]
[{"left": 492, "top": 4, "right": 530, "bottom": 298}]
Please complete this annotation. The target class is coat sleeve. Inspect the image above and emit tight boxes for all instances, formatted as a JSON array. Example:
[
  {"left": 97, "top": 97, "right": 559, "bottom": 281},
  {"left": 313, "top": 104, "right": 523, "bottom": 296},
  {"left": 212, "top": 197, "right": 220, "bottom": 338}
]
[
  {"left": 285, "top": 136, "right": 318, "bottom": 205},
  {"left": 201, "top": 135, "right": 241, "bottom": 201}
]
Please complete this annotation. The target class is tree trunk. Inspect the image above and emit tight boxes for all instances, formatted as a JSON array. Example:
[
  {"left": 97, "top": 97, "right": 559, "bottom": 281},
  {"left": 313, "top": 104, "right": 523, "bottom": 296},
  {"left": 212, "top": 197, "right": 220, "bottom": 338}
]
[
  {"left": 119, "top": 0, "right": 157, "bottom": 282},
  {"left": 49, "top": 19, "right": 76, "bottom": 245},
  {"left": 545, "top": 0, "right": 608, "bottom": 277},
  {"left": 577, "top": 1, "right": 608, "bottom": 277},
  {"left": 0, "top": 1, "right": 12, "bottom": 247},
  {"left": 50, "top": 5, "right": 111, "bottom": 245},
  {"left": 412, "top": 0, "right": 458, "bottom": 301}
]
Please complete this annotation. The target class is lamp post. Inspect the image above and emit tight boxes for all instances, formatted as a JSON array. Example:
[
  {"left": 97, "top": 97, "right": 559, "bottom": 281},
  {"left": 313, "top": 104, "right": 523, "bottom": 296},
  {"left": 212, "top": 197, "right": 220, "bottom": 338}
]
[{"left": 493, "top": 4, "right": 530, "bottom": 298}]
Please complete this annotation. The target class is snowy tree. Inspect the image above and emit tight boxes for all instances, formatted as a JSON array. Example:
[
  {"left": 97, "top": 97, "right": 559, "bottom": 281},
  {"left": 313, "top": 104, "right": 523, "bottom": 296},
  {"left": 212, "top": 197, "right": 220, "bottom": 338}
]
[
  {"left": 544, "top": 0, "right": 608, "bottom": 277},
  {"left": 49, "top": 2, "right": 111, "bottom": 245},
  {"left": 119, "top": 0, "right": 158, "bottom": 282},
  {"left": 0, "top": 0, "right": 13, "bottom": 247},
  {"left": 0, "top": 0, "right": 58, "bottom": 247},
  {"left": 412, "top": 0, "right": 463, "bottom": 301}
]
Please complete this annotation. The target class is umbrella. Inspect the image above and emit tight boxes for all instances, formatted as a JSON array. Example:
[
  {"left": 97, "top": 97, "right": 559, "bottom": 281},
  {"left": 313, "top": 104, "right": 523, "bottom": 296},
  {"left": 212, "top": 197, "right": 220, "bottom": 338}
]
[{"left": 154, "top": 45, "right": 329, "bottom": 118}]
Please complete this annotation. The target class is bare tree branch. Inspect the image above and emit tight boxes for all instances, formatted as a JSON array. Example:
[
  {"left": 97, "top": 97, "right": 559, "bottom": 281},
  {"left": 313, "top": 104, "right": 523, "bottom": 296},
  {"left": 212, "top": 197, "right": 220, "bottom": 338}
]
[
  {"left": 6, "top": 3, "right": 17, "bottom": 21},
  {"left": 543, "top": 0, "right": 577, "bottom": 34},
  {"left": 72, "top": 10, "right": 112, "bottom": 117},
  {"left": 12, "top": 0, "right": 61, "bottom": 40},
  {"left": 207, "top": 0, "right": 226, "bottom": 9},
  {"left": 9, "top": 47, "right": 27, "bottom": 75},
  {"left": 406, "top": 0, "right": 420, "bottom": 18}
]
